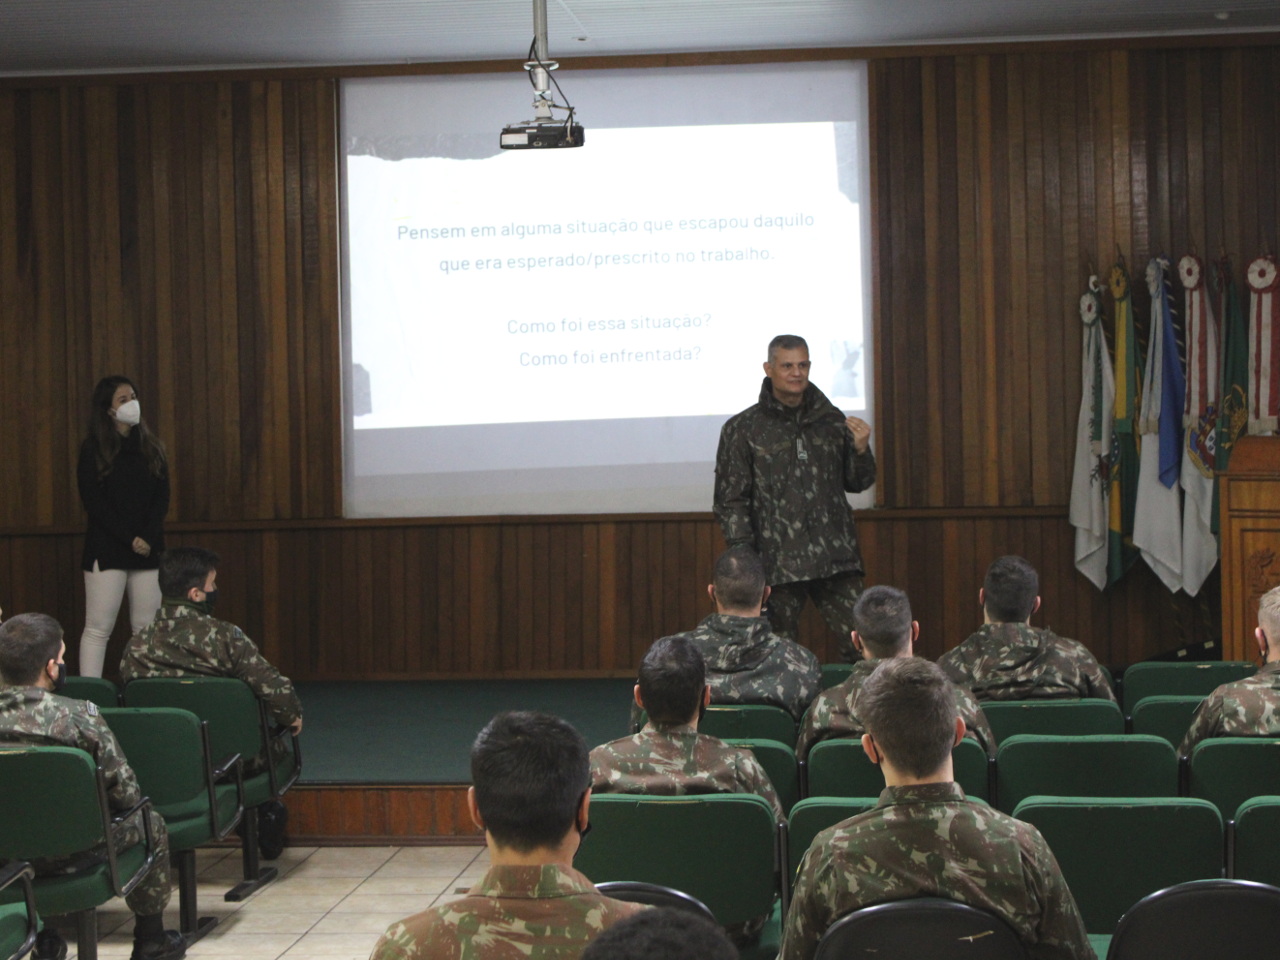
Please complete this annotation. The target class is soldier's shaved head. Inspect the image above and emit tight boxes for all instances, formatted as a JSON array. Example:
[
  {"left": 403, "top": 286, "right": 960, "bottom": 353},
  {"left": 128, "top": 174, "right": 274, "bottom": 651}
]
[
  {"left": 857, "top": 657, "right": 958, "bottom": 779},
  {"left": 712, "top": 546, "right": 767, "bottom": 610},
  {"left": 983, "top": 555, "right": 1039, "bottom": 623},
  {"left": 0, "top": 613, "right": 63, "bottom": 686},
  {"left": 853, "top": 586, "right": 913, "bottom": 657},
  {"left": 159, "top": 546, "right": 220, "bottom": 597},
  {"left": 638, "top": 637, "right": 706, "bottom": 725},
  {"left": 1259, "top": 586, "right": 1280, "bottom": 648}
]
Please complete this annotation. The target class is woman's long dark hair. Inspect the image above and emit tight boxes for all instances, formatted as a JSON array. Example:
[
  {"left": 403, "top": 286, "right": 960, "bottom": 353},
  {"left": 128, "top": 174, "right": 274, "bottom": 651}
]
[{"left": 86, "top": 375, "right": 168, "bottom": 478}]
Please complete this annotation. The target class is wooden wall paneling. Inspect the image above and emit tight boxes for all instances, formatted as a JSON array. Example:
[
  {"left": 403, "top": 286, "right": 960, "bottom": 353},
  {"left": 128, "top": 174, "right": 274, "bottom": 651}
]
[
  {"left": 0, "top": 93, "right": 19, "bottom": 528},
  {"left": 597, "top": 522, "right": 618, "bottom": 670},
  {"left": 918, "top": 58, "right": 946, "bottom": 507},
  {"left": 953, "top": 56, "right": 983, "bottom": 506},
  {"left": 933, "top": 58, "right": 965, "bottom": 507},
  {"left": 531, "top": 522, "right": 550, "bottom": 671}
]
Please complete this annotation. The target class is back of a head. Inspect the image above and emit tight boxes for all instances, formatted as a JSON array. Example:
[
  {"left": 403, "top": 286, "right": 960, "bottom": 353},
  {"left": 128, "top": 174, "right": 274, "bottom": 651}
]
[
  {"left": 983, "top": 555, "right": 1039, "bottom": 623},
  {"left": 853, "top": 585, "right": 913, "bottom": 657},
  {"left": 580, "top": 907, "right": 737, "bottom": 960},
  {"left": 0, "top": 613, "right": 63, "bottom": 687},
  {"left": 857, "top": 658, "right": 958, "bottom": 779},
  {"left": 159, "top": 546, "right": 220, "bottom": 598},
  {"left": 767, "top": 333, "right": 809, "bottom": 360},
  {"left": 471, "top": 711, "right": 589, "bottom": 854},
  {"left": 1260, "top": 585, "right": 1280, "bottom": 648},
  {"left": 638, "top": 637, "right": 706, "bottom": 726},
  {"left": 712, "top": 546, "right": 766, "bottom": 611}
]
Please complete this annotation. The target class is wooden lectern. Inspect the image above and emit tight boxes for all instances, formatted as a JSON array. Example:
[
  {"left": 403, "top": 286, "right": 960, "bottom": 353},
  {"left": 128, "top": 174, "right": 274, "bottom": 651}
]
[{"left": 1219, "top": 436, "right": 1280, "bottom": 661}]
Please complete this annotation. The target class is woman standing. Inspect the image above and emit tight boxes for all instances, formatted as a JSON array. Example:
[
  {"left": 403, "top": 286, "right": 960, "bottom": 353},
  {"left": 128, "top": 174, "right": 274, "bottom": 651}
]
[{"left": 77, "top": 376, "right": 170, "bottom": 677}]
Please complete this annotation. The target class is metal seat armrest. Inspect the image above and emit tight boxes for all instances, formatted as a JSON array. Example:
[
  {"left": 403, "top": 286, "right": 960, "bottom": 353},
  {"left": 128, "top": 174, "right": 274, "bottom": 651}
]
[
  {"left": 777, "top": 820, "right": 790, "bottom": 918},
  {"left": 0, "top": 860, "right": 38, "bottom": 960},
  {"left": 98, "top": 770, "right": 157, "bottom": 899},
  {"left": 261, "top": 704, "right": 302, "bottom": 798},
  {"left": 202, "top": 718, "right": 246, "bottom": 840}
]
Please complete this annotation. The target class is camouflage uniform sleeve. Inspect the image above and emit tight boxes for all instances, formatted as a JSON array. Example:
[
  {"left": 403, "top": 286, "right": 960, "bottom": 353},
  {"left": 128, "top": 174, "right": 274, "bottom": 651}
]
[
  {"left": 1177, "top": 691, "right": 1223, "bottom": 759},
  {"left": 843, "top": 437, "right": 877, "bottom": 494},
  {"left": 1020, "top": 825, "right": 1097, "bottom": 960},
  {"left": 795, "top": 692, "right": 835, "bottom": 762},
  {"left": 778, "top": 843, "right": 829, "bottom": 960},
  {"left": 80, "top": 708, "right": 143, "bottom": 812},
  {"left": 368, "top": 920, "right": 425, "bottom": 960},
  {"left": 713, "top": 418, "right": 756, "bottom": 548},
  {"left": 737, "top": 751, "right": 785, "bottom": 821},
  {"left": 589, "top": 746, "right": 620, "bottom": 791},
  {"left": 793, "top": 648, "right": 823, "bottom": 719},
  {"left": 956, "top": 687, "right": 998, "bottom": 758},
  {"left": 225, "top": 627, "right": 303, "bottom": 726},
  {"left": 1072, "top": 645, "right": 1117, "bottom": 703},
  {"left": 937, "top": 646, "right": 976, "bottom": 688}
]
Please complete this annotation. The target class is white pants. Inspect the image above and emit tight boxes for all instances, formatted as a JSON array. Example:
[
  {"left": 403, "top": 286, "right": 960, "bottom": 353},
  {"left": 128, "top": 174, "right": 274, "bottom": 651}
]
[{"left": 79, "top": 563, "right": 161, "bottom": 678}]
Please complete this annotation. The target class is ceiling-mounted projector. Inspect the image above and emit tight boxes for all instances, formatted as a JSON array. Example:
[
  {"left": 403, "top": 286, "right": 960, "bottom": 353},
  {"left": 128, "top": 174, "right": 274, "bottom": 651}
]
[{"left": 500, "top": 0, "right": 583, "bottom": 150}]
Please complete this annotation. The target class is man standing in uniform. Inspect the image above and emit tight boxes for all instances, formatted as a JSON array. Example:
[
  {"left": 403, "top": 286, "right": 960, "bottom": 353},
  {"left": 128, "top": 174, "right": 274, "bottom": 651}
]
[
  {"left": 1179, "top": 584, "right": 1280, "bottom": 757},
  {"left": 938, "top": 556, "right": 1116, "bottom": 702},
  {"left": 715, "top": 335, "right": 876, "bottom": 662},
  {"left": 370, "top": 711, "right": 643, "bottom": 960},
  {"left": 120, "top": 546, "right": 302, "bottom": 858},
  {"left": 0, "top": 613, "right": 185, "bottom": 960},
  {"left": 781, "top": 657, "right": 1093, "bottom": 960},
  {"left": 795, "top": 585, "right": 995, "bottom": 762}
]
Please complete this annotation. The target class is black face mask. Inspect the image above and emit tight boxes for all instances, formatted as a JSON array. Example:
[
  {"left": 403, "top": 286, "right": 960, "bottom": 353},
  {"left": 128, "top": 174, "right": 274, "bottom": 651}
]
[
  {"left": 51, "top": 661, "right": 67, "bottom": 693},
  {"left": 202, "top": 589, "right": 218, "bottom": 612}
]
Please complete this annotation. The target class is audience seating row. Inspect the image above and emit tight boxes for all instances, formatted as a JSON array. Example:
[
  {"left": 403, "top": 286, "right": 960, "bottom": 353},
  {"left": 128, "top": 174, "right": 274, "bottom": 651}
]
[{"left": 0, "top": 860, "right": 38, "bottom": 960}]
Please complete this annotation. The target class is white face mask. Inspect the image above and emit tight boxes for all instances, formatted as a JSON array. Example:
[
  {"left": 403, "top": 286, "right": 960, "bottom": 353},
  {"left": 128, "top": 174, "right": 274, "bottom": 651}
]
[{"left": 113, "top": 399, "right": 141, "bottom": 426}]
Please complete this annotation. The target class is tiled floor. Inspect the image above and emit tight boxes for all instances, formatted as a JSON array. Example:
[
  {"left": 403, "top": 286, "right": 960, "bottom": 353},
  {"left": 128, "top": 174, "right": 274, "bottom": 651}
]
[{"left": 53, "top": 844, "right": 488, "bottom": 960}]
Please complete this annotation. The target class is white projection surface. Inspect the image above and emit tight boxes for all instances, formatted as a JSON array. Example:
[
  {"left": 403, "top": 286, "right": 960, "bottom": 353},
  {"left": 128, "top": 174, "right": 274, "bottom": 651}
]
[{"left": 341, "top": 62, "right": 873, "bottom": 517}]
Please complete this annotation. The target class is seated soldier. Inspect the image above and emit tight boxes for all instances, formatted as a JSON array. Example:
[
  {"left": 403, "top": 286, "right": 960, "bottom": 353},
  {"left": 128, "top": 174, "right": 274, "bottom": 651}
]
[
  {"left": 631, "top": 546, "right": 820, "bottom": 731},
  {"left": 938, "top": 555, "right": 1115, "bottom": 702},
  {"left": 1179, "top": 584, "right": 1280, "bottom": 757},
  {"left": 0, "top": 613, "right": 186, "bottom": 960},
  {"left": 369, "top": 711, "right": 643, "bottom": 960},
  {"left": 796, "top": 585, "right": 995, "bottom": 762},
  {"left": 781, "top": 658, "right": 1094, "bottom": 960},
  {"left": 120, "top": 546, "right": 301, "bottom": 858}
]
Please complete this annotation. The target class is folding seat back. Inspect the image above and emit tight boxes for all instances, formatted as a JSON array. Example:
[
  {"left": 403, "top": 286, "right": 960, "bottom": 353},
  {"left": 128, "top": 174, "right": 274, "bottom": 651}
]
[
  {"left": 1012, "top": 796, "right": 1223, "bottom": 935},
  {"left": 1232, "top": 796, "right": 1280, "bottom": 887},
  {"left": 1106, "top": 878, "right": 1280, "bottom": 960},
  {"left": 1187, "top": 738, "right": 1280, "bottom": 821},
  {"left": 787, "top": 798, "right": 877, "bottom": 891},
  {"left": 806, "top": 737, "right": 990, "bottom": 802},
  {"left": 813, "top": 898, "right": 1029, "bottom": 960},
  {"left": 995, "top": 735, "right": 1177, "bottom": 813},
  {"left": 699, "top": 704, "right": 797, "bottom": 745},
  {"left": 725, "top": 738, "right": 798, "bottom": 816},
  {"left": 979, "top": 699, "right": 1123, "bottom": 742},
  {"left": 61, "top": 676, "right": 121, "bottom": 709},
  {"left": 1121, "top": 662, "right": 1255, "bottom": 716},
  {"left": 1129, "top": 695, "right": 1204, "bottom": 747}
]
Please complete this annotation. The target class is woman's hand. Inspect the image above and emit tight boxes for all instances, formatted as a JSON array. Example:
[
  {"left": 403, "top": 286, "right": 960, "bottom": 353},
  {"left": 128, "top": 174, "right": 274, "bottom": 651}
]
[{"left": 132, "top": 537, "right": 151, "bottom": 557}]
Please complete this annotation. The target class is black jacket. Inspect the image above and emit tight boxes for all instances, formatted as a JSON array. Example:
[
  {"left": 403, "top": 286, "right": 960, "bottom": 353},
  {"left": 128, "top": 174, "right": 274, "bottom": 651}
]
[{"left": 77, "top": 431, "right": 169, "bottom": 571}]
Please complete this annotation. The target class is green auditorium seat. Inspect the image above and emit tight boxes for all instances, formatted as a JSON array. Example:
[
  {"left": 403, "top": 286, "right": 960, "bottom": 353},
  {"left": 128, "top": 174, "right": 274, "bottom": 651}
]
[
  {"left": 1129, "top": 695, "right": 1204, "bottom": 748},
  {"left": 0, "top": 745, "right": 160, "bottom": 960},
  {"left": 0, "top": 861, "right": 38, "bottom": 960},
  {"left": 813, "top": 898, "right": 1030, "bottom": 960},
  {"left": 699, "top": 704, "right": 797, "bottom": 745},
  {"left": 574, "top": 793, "right": 783, "bottom": 960},
  {"left": 1232, "top": 796, "right": 1280, "bottom": 887},
  {"left": 995, "top": 735, "right": 1177, "bottom": 813},
  {"left": 1106, "top": 878, "right": 1280, "bottom": 960},
  {"left": 1187, "top": 738, "right": 1280, "bottom": 821},
  {"left": 806, "top": 737, "right": 990, "bottom": 802},
  {"left": 100, "top": 707, "right": 244, "bottom": 941},
  {"left": 786, "top": 798, "right": 877, "bottom": 892},
  {"left": 61, "top": 676, "right": 121, "bottom": 709},
  {"left": 819, "top": 664, "right": 854, "bottom": 690},
  {"left": 1011, "top": 796, "right": 1223, "bottom": 935},
  {"left": 725, "top": 738, "right": 799, "bottom": 816},
  {"left": 980, "top": 699, "right": 1124, "bottom": 742},
  {"left": 1121, "top": 661, "right": 1255, "bottom": 716},
  {"left": 123, "top": 677, "right": 301, "bottom": 900}
]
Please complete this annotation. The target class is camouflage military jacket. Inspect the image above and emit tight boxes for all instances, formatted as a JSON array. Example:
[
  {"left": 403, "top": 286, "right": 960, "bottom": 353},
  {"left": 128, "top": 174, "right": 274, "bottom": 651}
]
[
  {"left": 590, "top": 722, "right": 784, "bottom": 821},
  {"left": 0, "top": 686, "right": 141, "bottom": 812},
  {"left": 1178, "top": 660, "right": 1280, "bottom": 757},
  {"left": 938, "top": 623, "right": 1116, "bottom": 703},
  {"left": 120, "top": 600, "right": 302, "bottom": 726},
  {"left": 714, "top": 379, "right": 877, "bottom": 585},
  {"left": 369, "top": 863, "right": 644, "bottom": 960},
  {"left": 779, "top": 782, "right": 1095, "bottom": 960},
  {"left": 795, "top": 658, "right": 997, "bottom": 761}
]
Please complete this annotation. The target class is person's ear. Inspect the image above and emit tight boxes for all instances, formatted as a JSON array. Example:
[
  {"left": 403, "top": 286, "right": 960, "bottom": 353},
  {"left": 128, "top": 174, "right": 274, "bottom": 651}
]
[
  {"left": 954, "top": 717, "right": 966, "bottom": 747},
  {"left": 762, "top": 360, "right": 771, "bottom": 376},
  {"left": 577, "top": 789, "right": 591, "bottom": 833},
  {"left": 467, "top": 786, "right": 485, "bottom": 831},
  {"left": 702, "top": 685, "right": 712, "bottom": 707},
  {"left": 851, "top": 631, "right": 865, "bottom": 656},
  {"left": 707, "top": 584, "right": 717, "bottom": 606},
  {"left": 908, "top": 621, "right": 920, "bottom": 651},
  {"left": 1030, "top": 596, "right": 1042, "bottom": 618},
  {"left": 760, "top": 584, "right": 771, "bottom": 607},
  {"left": 633, "top": 684, "right": 645, "bottom": 710},
  {"left": 861, "top": 733, "right": 880, "bottom": 766},
  {"left": 1256, "top": 627, "right": 1269, "bottom": 661}
]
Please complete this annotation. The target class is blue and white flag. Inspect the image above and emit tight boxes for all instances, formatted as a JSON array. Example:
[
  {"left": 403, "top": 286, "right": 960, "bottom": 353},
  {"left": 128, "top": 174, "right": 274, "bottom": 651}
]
[{"left": 1132, "top": 257, "right": 1186, "bottom": 592}]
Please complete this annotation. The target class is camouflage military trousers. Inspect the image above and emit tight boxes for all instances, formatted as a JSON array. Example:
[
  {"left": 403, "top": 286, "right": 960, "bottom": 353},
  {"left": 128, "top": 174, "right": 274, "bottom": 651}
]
[
  {"left": 766, "top": 574, "right": 863, "bottom": 662},
  {"left": 33, "top": 807, "right": 171, "bottom": 918}
]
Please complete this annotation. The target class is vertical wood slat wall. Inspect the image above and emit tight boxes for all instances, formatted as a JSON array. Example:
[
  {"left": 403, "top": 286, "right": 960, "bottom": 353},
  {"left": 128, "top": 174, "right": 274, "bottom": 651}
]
[{"left": 1, "top": 44, "right": 1274, "bottom": 680}]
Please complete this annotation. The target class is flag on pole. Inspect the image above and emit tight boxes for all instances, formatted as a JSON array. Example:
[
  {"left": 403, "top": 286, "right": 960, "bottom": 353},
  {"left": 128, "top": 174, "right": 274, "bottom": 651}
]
[
  {"left": 1070, "top": 276, "right": 1116, "bottom": 590},
  {"left": 1247, "top": 255, "right": 1279, "bottom": 433},
  {"left": 1106, "top": 259, "right": 1141, "bottom": 585},
  {"left": 1177, "top": 254, "right": 1219, "bottom": 596},
  {"left": 1133, "top": 257, "right": 1185, "bottom": 593},
  {"left": 1213, "top": 257, "right": 1249, "bottom": 534}
]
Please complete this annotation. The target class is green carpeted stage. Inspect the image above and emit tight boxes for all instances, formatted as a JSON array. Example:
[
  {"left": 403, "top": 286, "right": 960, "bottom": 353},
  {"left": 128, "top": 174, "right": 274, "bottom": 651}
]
[{"left": 296, "top": 679, "right": 636, "bottom": 784}]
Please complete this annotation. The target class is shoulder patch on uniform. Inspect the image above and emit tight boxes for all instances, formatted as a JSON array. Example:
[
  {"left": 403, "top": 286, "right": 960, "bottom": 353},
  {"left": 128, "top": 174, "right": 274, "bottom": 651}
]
[{"left": 85, "top": 701, "right": 100, "bottom": 716}]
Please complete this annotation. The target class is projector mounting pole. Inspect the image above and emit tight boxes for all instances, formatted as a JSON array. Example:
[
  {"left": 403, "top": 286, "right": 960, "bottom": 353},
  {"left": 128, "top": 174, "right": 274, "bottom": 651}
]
[{"left": 525, "top": 0, "right": 558, "bottom": 122}]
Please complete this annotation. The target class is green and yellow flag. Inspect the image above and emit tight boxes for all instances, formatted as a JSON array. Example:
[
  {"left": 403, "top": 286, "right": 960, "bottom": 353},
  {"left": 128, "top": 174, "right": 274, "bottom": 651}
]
[
  {"left": 1213, "top": 256, "right": 1249, "bottom": 533},
  {"left": 1107, "top": 259, "right": 1141, "bottom": 584}
]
